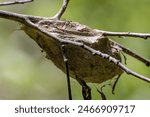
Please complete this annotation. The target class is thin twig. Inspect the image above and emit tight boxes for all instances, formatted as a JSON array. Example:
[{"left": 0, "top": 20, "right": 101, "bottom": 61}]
[
  {"left": 98, "top": 30, "right": 150, "bottom": 39},
  {"left": 60, "top": 44, "right": 72, "bottom": 100},
  {"left": 82, "top": 44, "right": 150, "bottom": 83},
  {"left": 110, "top": 40, "right": 150, "bottom": 66},
  {"left": 97, "top": 87, "right": 107, "bottom": 100},
  {"left": 112, "top": 74, "right": 121, "bottom": 95},
  {"left": 24, "top": 19, "right": 150, "bottom": 83},
  {"left": 52, "top": 0, "right": 70, "bottom": 20},
  {"left": 0, "top": 11, "right": 149, "bottom": 85},
  {"left": 121, "top": 51, "right": 127, "bottom": 65},
  {"left": 76, "top": 76, "right": 92, "bottom": 100},
  {"left": 0, "top": 10, "right": 44, "bottom": 24},
  {"left": 0, "top": 0, "right": 33, "bottom": 6}
]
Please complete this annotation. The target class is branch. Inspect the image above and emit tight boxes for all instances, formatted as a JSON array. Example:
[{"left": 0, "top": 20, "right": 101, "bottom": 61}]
[
  {"left": 60, "top": 45, "right": 72, "bottom": 100},
  {"left": 97, "top": 30, "right": 150, "bottom": 39},
  {"left": 0, "top": 10, "right": 45, "bottom": 24},
  {"left": 0, "top": 11, "right": 149, "bottom": 85},
  {"left": 82, "top": 44, "right": 150, "bottom": 83},
  {"left": 112, "top": 74, "right": 121, "bottom": 94},
  {"left": 97, "top": 86, "right": 107, "bottom": 100},
  {"left": 52, "top": 0, "right": 70, "bottom": 20},
  {"left": 76, "top": 76, "right": 92, "bottom": 100},
  {"left": 110, "top": 40, "right": 150, "bottom": 66},
  {"left": 0, "top": 0, "right": 33, "bottom": 6},
  {"left": 24, "top": 19, "right": 150, "bottom": 83}
]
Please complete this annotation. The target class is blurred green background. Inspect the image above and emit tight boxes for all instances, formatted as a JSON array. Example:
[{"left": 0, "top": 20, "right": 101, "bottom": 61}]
[{"left": 0, "top": 0, "right": 150, "bottom": 100}]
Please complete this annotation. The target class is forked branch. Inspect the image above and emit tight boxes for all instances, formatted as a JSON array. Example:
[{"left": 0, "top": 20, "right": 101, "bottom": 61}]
[
  {"left": 0, "top": 1, "right": 150, "bottom": 100},
  {"left": 23, "top": 18, "right": 150, "bottom": 83},
  {"left": 110, "top": 40, "right": 150, "bottom": 66},
  {"left": 52, "top": 0, "right": 70, "bottom": 20},
  {"left": 0, "top": 0, "right": 33, "bottom": 6}
]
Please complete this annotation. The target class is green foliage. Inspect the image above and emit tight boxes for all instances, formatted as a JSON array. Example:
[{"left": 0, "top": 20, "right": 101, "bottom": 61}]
[{"left": 0, "top": 0, "right": 149, "bottom": 99}]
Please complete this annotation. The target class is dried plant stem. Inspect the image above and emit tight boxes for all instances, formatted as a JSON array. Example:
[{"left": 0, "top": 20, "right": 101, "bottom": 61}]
[
  {"left": 0, "top": 10, "right": 149, "bottom": 83},
  {"left": 112, "top": 74, "right": 121, "bottom": 94},
  {"left": 110, "top": 40, "right": 150, "bottom": 66},
  {"left": 98, "top": 30, "right": 150, "bottom": 39},
  {"left": 0, "top": 3, "right": 150, "bottom": 100},
  {"left": 97, "top": 87, "right": 107, "bottom": 100},
  {"left": 76, "top": 76, "right": 92, "bottom": 100},
  {"left": 60, "top": 45, "right": 72, "bottom": 100},
  {"left": 23, "top": 18, "right": 150, "bottom": 83},
  {"left": 0, "top": 0, "right": 33, "bottom": 6},
  {"left": 52, "top": 0, "right": 70, "bottom": 20}
]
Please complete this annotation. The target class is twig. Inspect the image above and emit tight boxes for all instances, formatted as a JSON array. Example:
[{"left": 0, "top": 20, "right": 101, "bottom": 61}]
[
  {"left": 112, "top": 74, "right": 121, "bottom": 95},
  {"left": 21, "top": 18, "right": 150, "bottom": 84},
  {"left": 0, "top": 10, "right": 149, "bottom": 83},
  {"left": 76, "top": 76, "right": 92, "bottom": 100},
  {"left": 97, "top": 86, "right": 107, "bottom": 100},
  {"left": 110, "top": 40, "right": 150, "bottom": 66},
  {"left": 0, "top": 10, "right": 45, "bottom": 24},
  {"left": 82, "top": 44, "right": 150, "bottom": 83},
  {"left": 121, "top": 51, "right": 127, "bottom": 65},
  {"left": 60, "top": 44, "right": 72, "bottom": 100},
  {"left": 52, "top": 0, "right": 70, "bottom": 20},
  {"left": 98, "top": 30, "right": 150, "bottom": 39},
  {"left": 0, "top": 0, "right": 33, "bottom": 6},
  {"left": 0, "top": 10, "right": 149, "bottom": 90}
]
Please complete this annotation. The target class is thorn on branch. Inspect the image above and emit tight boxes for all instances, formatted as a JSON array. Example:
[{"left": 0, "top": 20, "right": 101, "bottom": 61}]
[{"left": 0, "top": 0, "right": 33, "bottom": 6}]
